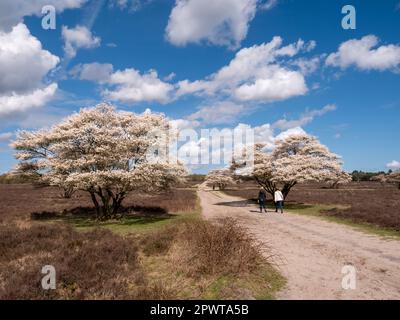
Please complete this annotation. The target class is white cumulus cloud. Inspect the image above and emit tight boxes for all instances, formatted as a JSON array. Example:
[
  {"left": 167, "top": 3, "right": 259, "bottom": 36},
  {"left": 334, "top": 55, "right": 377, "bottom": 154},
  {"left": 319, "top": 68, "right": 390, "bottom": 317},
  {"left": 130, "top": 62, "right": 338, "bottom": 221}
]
[
  {"left": 274, "top": 126, "right": 307, "bottom": 141},
  {"left": 234, "top": 67, "right": 307, "bottom": 102},
  {"left": 187, "top": 101, "right": 248, "bottom": 125},
  {"left": 0, "top": 23, "right": 59, "bottom": 94},
  {"left": 176, "top": 37, "right": 312, "bottom": 103},
  {"left": 169, "top": 118, "right": 200, "bottom": 131},
  {"left": 62, "top": 25, "right": 101, "bottom": 58},
  {"left": 0, "top": 83, "right": 58, "bottom": 116},
  {"left": 102, "top": 68, "right": 174, "bottom": 104},
  {"left": 73, "top": 62, "right": 175, "bottom": 104},
  {"left": 386, "top": 160, "right": 400, "bottom": 170},
  {"left": 326, "top": 35, "right": 400, "bottom": 71},
  {"left": 166, "top": 0, "right": 258, "bottom": 48},
  {"left": 0, "top": 23, "right": 59, "bottom": 117}
]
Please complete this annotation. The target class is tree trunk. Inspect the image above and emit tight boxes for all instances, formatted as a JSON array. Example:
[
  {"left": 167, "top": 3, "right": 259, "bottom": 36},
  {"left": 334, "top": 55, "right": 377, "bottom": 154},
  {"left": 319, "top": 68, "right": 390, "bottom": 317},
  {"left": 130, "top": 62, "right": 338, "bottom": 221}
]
[
  {"left": 89, "top": 191, "right": 101, "bottom": 218},
  {"left": 282, "top": 181, "right": 297, "bottom": 200},
  {"left": 85, "top": 187, "right": 130, "bottom": 220},
  {"left": 96, "top": 188, "right": 112, "bottom": 220},
  {"left": 330, "top": 181, "right": 339, "bottom": 189},
  {"left": 61, "top": 186, "right": 74, "bottom": 199},
  {"left": 111, "top": 192, "right": 126, "bottom": 218},
  {"left": 88, "top": 188, "right": 124, "bottom": 220},
  {"left": 254, "top": 177, "right": 276, "bottom": 198}
]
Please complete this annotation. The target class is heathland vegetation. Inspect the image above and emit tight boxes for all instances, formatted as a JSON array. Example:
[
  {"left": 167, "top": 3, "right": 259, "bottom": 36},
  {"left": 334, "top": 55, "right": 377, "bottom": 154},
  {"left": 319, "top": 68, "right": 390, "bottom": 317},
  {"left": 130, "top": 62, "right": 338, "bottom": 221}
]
[
  {"left": 2, "top": 103, "right": 398, "bottom": 299},
  {"left": 0, "top": 182, "right": 283, "bottom": 299}
]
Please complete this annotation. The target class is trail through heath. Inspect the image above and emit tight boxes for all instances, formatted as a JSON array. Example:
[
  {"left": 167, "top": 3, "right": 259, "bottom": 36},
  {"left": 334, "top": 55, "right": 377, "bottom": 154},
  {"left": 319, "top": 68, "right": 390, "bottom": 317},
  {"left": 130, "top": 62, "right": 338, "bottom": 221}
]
[{"left": 198, "top": 185, "right": 400, "bottom": 300}]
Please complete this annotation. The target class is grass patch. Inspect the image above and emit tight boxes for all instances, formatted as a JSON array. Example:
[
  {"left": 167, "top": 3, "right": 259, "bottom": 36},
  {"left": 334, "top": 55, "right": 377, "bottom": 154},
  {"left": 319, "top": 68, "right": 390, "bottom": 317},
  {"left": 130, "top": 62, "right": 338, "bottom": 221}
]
[
  {"left": 200, "top": 265, "right": 285, "bottom": 300},
  {"left": 141, "top": 259, "right": 284, "bottom": 300},
  {"left": 61, "top": 211, "right": 199, "bottom": 235},
  {"left": 49, "top": 195, "right": 203, "bottom": 235}
]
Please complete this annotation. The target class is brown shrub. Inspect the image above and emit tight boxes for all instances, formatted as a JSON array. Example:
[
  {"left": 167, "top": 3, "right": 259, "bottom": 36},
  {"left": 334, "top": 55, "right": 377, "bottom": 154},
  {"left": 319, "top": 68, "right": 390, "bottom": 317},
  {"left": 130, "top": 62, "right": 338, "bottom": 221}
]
[
  {"left": 139, "top": 218, "right": 267, "bottom": 278},
  {"left": 173, "top": 219, "right": 264, "bottom": 277}
]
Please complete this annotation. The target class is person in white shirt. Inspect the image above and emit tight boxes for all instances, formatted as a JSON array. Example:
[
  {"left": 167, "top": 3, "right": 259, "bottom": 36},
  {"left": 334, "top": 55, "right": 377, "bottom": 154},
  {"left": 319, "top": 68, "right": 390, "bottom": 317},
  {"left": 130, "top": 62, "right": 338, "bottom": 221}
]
[{"left": 274, "top": 189, "right": 284, "bottom": 214}]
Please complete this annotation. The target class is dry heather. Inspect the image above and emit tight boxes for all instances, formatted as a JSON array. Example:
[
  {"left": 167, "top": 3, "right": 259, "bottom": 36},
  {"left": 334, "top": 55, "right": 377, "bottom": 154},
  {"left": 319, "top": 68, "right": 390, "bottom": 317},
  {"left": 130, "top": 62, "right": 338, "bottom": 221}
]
[
  {"left": 0, "top": 218, "right": 279, "bottom": 300},
  {"left": 0, "top": 223, "right": 156, "bottom": 299},
  {"left": 0, "top": 182, "right": 280, "bottom": 300},
  {"left": 173, "top": 219, "right": 264, "bottom": 276}
]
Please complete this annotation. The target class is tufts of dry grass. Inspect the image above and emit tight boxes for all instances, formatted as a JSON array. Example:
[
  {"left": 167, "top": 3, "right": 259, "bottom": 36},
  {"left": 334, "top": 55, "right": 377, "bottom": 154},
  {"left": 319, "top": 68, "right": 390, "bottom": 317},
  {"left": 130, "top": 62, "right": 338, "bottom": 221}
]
[
  {"left": 140, "top": 218, "right": 269, "bottom": 277},
  {"left": 172, "top": 219, "right": 264, "bottom": 277},
  {"left": 140, "top": 224, "right": 179, "bottom": 256}
]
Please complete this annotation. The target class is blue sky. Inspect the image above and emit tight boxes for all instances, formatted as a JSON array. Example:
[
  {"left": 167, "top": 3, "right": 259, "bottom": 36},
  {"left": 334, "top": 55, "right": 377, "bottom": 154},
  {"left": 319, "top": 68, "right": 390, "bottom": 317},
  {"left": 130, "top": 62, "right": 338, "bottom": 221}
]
[{"left": 0, "top": 0, "right": 400, "bottom": 173}]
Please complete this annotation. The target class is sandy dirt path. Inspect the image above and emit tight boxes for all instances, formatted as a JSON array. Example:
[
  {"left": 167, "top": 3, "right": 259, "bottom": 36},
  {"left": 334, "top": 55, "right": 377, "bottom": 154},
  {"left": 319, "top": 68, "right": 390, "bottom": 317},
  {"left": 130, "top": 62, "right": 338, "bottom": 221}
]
[{"left": 198, "top": 185, "right": 400, "bottom": 300}]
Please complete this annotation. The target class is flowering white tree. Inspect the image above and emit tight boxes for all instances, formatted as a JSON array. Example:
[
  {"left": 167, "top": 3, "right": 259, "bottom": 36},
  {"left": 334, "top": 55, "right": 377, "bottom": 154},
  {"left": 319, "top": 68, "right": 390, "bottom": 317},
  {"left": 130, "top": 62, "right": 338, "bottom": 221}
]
[
  {"left": 388, "top": 172, "right": 400, "bottom": 189},
  {"left": 373, "top": 172, "right": 400, "bottom": 189},
  {"left": 205, "top": 168, "right": 235, "bottom": 190},
  {"left": 236, "top": 134, "right": 351, "bottom": 199},
  {"left": 371, "top": 173, "right": 388, "bottom": 185},
  {"left": 12, "top": 103, "right": 186, "bottom": 219}
]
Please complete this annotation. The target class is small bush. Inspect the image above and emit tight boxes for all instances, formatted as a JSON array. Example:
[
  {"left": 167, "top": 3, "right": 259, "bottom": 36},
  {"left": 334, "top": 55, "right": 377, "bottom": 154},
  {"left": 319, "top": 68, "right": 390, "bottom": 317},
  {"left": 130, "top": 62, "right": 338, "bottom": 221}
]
[
  {"left": 140, "top": 219, "right": 266, "bottom": 277},
  {"left": 172, "top": 219, "right": 264, "bottom": 277},
  {"left": 30, "top": 211, "right": 60, "bottom": 220}
]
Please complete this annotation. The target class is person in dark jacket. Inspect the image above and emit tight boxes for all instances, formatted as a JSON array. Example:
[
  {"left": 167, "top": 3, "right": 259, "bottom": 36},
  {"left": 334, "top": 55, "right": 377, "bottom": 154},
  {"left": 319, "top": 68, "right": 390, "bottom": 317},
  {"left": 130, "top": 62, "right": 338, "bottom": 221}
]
[{"left": 258, "top": 187, "right": 268, "bottom": 213}]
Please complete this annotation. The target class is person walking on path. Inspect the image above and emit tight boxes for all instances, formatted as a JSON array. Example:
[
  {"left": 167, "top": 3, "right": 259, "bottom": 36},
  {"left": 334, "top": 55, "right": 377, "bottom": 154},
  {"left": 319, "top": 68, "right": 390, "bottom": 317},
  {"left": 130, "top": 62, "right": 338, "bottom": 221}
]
[
  {"left": 258, "top": 188, "right": 268, "bottom": 213},
  {"left": 274, "top": 189, "right": 284, "bottom": 214}
]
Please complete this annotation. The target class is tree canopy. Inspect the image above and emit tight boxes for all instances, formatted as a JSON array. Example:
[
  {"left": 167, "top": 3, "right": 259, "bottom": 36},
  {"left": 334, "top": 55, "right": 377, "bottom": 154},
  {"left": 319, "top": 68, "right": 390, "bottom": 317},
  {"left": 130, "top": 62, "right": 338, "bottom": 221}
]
[
  {"left": 234, "top": 133, "right": 351, "bottom": 198},
  {"left": 205, "top": 168, "right": 235, "bottom": 190},
  {"left": 12, "top": 103, "right": 186, "bottom": 219}
]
